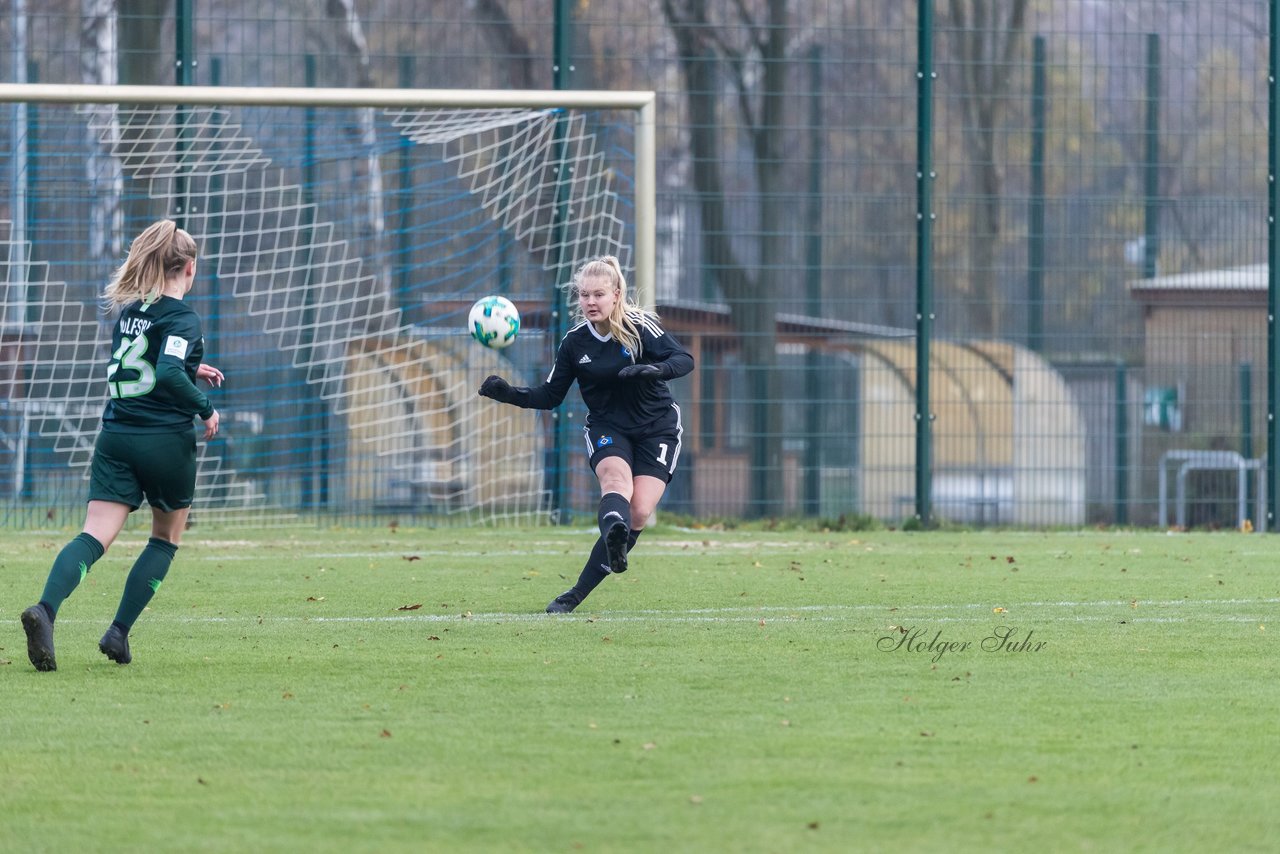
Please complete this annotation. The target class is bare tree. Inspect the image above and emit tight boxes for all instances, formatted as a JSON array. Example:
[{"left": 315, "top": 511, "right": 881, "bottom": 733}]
[
  {"left": 81, "top": 0, "right": 124, "bottom": 282},
  {"left": 661, "top": 0, "right": 791, "bottom": 518},
  {"left": 470, "top": 0, "right": 537, "bottom": 90},
  {"left": 939, "top": 0, "right": 1029, "bottom": 337},
  {"left": 118, "top": 0, "right": 169, "bottom": 230},
  {"left": 324, "top": 0, "right": 391, "bottom": 298}
]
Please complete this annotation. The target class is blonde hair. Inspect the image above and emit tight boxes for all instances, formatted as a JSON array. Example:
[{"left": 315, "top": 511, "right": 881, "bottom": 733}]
[
  {"left": 572, "top": 255, "right": 659, "bottom": 360},
  {"left": 102, "top": 219, "right": 198, "bottom": 309}
]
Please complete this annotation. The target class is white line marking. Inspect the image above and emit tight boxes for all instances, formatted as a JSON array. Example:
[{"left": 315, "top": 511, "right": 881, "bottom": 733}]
[{"left": 48, "top": 598, "right": 1276, "bottom": 626}]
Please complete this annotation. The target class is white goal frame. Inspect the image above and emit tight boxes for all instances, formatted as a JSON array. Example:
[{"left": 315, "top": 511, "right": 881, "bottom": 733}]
[{"left": 0, "top": 81, "right": 657, "bottom": 523}]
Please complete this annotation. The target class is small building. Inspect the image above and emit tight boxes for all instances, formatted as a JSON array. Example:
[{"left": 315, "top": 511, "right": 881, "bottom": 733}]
[
  {"left": 1128, "top": 264, "right": 1268, "bottom": 527},
  {"left": 657, "top": 302, "right": 1086, "bottom": 526}
]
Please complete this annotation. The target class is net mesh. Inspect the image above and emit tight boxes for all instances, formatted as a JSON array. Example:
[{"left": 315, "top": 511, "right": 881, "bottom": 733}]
[{"left": 0, "top": 98, "right": 638, "bottom": 524}]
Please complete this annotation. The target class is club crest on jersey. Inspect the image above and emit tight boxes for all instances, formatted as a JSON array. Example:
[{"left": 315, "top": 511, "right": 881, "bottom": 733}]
[
  {"left": 597, "top": 435, "right": 613, "bottom": 448},
  {"left": 621, "top": 346, "right": 632, "bottom": 358}
]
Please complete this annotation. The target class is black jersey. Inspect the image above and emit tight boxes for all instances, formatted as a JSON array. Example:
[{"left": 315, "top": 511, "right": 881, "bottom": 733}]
[
  {"left": 511, "top": 312, "right": 694, "bottom": 433},
  {"left": 102, "top": 296, "right": 212, "bottom": 433}
]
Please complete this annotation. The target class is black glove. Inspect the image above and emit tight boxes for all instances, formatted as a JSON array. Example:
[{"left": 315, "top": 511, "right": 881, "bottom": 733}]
[
  {"left": 618, "top": 363, "right": 664, "bottom": 381},
  {"left": 479, "top": 375, "right": 516, "bottom": 403}
]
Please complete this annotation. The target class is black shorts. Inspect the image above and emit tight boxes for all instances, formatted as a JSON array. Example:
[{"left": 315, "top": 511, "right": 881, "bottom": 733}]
[
  {"left": 583, "top": 409, "right": 683, "bottom": 483},
  {"left": 88, "top": 429, "right": 198, "bottom": 512}
]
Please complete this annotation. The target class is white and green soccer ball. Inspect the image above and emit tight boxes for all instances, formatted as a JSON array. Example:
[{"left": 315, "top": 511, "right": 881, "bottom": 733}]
[{"left": 468, "top": 295, "right": 521, "bottom": 349}]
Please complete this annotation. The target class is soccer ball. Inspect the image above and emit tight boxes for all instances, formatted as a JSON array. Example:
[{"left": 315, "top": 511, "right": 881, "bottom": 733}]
[{"left": 468, "top": 295, "right": 521, "bottom": 349}]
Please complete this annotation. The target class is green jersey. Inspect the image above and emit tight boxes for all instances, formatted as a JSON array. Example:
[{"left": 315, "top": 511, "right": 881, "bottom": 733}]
[{"left": 102, "top": 295, "right": 213, "bottom": 434}]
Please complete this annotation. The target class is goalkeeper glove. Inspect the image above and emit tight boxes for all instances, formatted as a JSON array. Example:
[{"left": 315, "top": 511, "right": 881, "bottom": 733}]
[
  {"left": 617, "top": 363, "right": 664, "bottom": 381},
  {"left": 479, "top": 375, "right": 516, "bottom": 403}
]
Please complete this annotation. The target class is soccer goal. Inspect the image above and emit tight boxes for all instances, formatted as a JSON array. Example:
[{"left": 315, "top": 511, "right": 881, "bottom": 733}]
[{"left": 0, "top": 82, "right": 655, "bottom": 526}]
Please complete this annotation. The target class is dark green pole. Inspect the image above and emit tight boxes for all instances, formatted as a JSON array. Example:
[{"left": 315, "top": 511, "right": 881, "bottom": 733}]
[
  {"left": 1241, "top": 361, "right": 1255, "bottom": 520},
  {"left": 24, "top": 60, "right": 38, "bottom": 326},
  {"left": 303, "top": 55, "right": 326, "bottom": 510},
  {"left": 22, "top": 60, "right": 38, "bottom": 501},
  {"left": 549, "top": 0, "right": 574, "bottom": 523},
  {"left": 1143, "top": 33, "right": 1160, "bottom": 279},
  {"left": 176, "top": 0, "right": 194, "bottom": 85},
  {"left": 803, "top": 44, "right": 824, "bottom": 517},
  {"left": 174, "top": 0, "right": 194, "bottom": 228},
  {"left": 914, "top": 0, "right": 936, "bottom": 527},
  {"left": 1241, "top": 362, "right": 1255, "bottom": 460},
  {"left": 1269, "top": 0, "right": 1279, "bottom": 531},
  {"left": 207, "top": 57, "right": 224, "bottom": 398},
  {"left": 1115, "top": 361, "right": 1129, "bottom": 525},
  {"left": 397, "top": 54, "right": 414, "bottom": 316},
  {"left": 1028, "top": 35, "right": 1046, "bottom": 354}
]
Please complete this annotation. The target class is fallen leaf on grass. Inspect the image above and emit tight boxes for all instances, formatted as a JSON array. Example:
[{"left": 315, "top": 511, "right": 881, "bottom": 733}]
[
  {"left": 306, "top": 596, "right": 325, "bottom": 602},
  {"left": 397, "top": 603, "right": 423, "bottom": 611},
  {"left": 402, "top": 555, "right": 420, "bottom": 562}
]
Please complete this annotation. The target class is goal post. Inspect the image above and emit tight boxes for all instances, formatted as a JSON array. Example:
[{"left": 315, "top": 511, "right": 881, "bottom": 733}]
[{"left": 0, "top": 82, "right": 656, "bottom": 526}]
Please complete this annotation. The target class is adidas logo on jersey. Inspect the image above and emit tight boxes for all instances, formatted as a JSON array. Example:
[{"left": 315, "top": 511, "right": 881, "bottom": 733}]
[{"left": 578, "top": 354, "right": 592, "bottom": 364}]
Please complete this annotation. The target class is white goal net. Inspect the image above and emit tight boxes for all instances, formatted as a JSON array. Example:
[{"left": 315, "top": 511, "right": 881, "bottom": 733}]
[{"left": 0, "top": 84, "right": 655, "bottom": 526}]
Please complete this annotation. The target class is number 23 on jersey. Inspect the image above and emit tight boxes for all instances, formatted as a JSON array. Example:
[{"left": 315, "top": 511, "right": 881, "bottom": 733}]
[{"left": 106, "top": 335, "right": 156, "bottom": 399}]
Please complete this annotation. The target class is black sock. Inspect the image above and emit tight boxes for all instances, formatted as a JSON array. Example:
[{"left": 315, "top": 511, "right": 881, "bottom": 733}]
[
  {"left": 570, "top": 537, "right": 612, "bottom": 600},
  {"left": 597, "top": 492, "right": 631, "bottom": 538},
  {"left": 570, "top": 528, "right": 646, "bottom": 602}
]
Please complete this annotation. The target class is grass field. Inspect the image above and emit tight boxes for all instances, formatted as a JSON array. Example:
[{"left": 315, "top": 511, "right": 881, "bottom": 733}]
[{"left": 2, "top": 524, "right": 1278, "bottom": 853}]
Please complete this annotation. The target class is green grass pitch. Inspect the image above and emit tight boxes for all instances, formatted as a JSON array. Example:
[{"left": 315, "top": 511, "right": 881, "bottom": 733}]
[{"left": 2, "top": 525, "right": 1278, "bottom": 852}]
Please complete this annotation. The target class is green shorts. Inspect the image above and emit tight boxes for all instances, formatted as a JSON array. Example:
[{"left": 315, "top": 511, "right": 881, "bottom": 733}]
[{"left": 88, "top": 429, "right": 198, "bottom": 512}]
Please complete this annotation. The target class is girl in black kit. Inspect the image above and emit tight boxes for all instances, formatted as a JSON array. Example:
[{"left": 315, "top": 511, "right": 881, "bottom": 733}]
[{"left": 479, "top": 255, "right": 694, "bottom": 613}]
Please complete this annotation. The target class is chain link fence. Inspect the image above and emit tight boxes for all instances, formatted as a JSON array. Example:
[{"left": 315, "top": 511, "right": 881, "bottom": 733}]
[{"left": 1, "top": 0, "right": 1273, "bottom": 529}]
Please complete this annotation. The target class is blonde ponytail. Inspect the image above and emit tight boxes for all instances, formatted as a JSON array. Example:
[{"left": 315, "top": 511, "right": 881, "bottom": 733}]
[{"left": 102, "top": 219, "right": 198, "bottom": 309}]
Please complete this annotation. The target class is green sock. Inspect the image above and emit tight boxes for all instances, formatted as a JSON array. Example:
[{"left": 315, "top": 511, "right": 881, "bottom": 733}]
[
  {"left": 113, "top": 537, "right": 178, "bottom": 630},
  {"left": 40, "top": 532, "right": 105, "bottom": 616}
]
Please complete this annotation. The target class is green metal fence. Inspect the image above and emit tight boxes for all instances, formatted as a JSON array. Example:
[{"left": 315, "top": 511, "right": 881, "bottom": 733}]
[{"left": 1, "top": 0, "right": 1276, "bottom": 529}]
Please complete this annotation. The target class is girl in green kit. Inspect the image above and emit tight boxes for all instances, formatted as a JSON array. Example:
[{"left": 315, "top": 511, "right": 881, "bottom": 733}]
[{"left": 21, "top": 219, "right": 224, "bottom": 670}]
